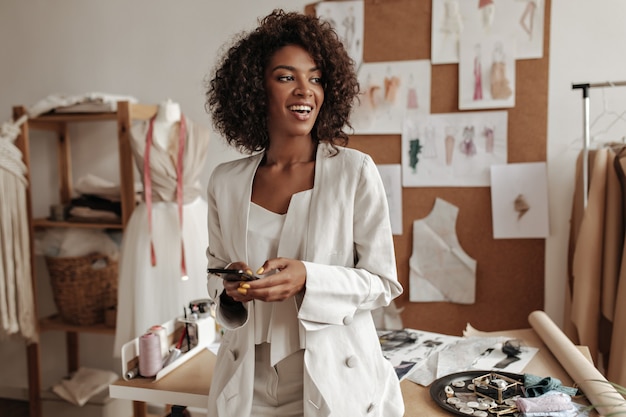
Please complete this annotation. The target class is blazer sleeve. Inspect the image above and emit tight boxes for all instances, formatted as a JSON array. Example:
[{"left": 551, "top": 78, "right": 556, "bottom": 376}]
[
  {"left": 298, "top": 153, "right": 402, "bottom": 328},
  {"left": 205, "top": 165, "right": 248, "bottom": 329}
]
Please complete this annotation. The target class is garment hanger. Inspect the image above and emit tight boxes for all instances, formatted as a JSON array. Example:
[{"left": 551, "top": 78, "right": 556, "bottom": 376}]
[
  {"left": 564, "top": 85, "right": 626, "bottom": 152},
  {"left": 589, "top": 85, "right": 626, "bottom": 144}
]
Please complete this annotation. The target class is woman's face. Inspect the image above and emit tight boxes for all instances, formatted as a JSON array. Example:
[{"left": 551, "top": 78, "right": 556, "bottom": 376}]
[{"left": 264, "top": 44, "right": 324, "bottom": 140}]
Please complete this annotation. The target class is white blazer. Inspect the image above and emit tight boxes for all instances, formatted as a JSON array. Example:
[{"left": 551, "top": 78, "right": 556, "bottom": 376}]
[{"left": 206, "top": 143, "right": 404, "bottom": 417}]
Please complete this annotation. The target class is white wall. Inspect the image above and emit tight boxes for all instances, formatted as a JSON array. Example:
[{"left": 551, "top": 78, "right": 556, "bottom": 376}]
[{"left": 1, "top": 0, "right": 625, "bottom": 404}]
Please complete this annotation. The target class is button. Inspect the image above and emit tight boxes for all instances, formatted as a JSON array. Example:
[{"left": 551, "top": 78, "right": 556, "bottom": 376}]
[
  {"left": 342, "top": 316, "right": 353, "bottom": 325},
  {"left": 345, "top": 356, "right": 358, "bottom": 368}
]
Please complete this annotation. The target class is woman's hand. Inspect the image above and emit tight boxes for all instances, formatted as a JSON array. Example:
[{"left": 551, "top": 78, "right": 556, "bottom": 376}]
[
  {"left": 221, "top": 262, "right": 255, "bottom": 303},
  {"left": 236, "top": 258, "right": 306, "bottom": 302}
]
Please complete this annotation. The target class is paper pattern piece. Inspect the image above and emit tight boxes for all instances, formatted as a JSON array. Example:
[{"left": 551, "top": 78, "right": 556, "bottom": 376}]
[
  {"left": 376, "top": 164, "right": 403, "bottom": 235},
  {"left": 315, "top": 0, "right": 364, "bottom": 71},
  {"left": 431, "top": 0, "right": 545, "bottom": 65},
  {"left": 409, "top": 198, "right": 477, "bottom": 304},
  {"left": 352, "top": 60, "right": 431, "bottom": 135},
  {"left": 408, "top": 336, "right": 539, "bottom": 386},
  {"left": 490, "top": 162, "right": 549, "bottom": 239},
  {"left": 402, "top": 111, "right": 507, "bottom": 187},
  {"left": 378, "top": 328, "right": 462, "bottom": 381}
]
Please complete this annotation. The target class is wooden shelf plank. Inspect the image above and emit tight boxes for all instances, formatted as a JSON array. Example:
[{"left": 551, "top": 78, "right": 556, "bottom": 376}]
[
  {"left": 39, "top": 314, "right": 115, "bottom": 335},
  {"left": 33, "top": 218, "right": 123, "bottom": 229},
  {"left": 30, "top": 112, "right": 118, "bottom": 124}
]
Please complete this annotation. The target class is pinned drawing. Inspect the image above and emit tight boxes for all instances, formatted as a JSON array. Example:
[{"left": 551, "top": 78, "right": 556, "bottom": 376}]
[
  {"left": 316, "top": 0, "right": 364, "bottom": 71},
  {"left": 352, "top": 60, "right": 431, "bottom": 134},
  {"left": 460, "top": 34, "right": 516, "bottom": 110},
  {"left": 431, "top": 0, "right": 545, "bottom": 65},
  {"left": 490, "top": 162, "right": 549, "bottom": 239},
  {"left": 402, "top": 111, "right": 507, "bottom": 187}
]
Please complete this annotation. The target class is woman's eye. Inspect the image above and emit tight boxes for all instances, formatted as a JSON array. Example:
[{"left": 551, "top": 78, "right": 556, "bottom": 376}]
[
  {"left": 311, "top": 77, "right": 323, "bottom": 84},
  {"left": 278, "top": 75, "right": 294, "bottom": 82}
]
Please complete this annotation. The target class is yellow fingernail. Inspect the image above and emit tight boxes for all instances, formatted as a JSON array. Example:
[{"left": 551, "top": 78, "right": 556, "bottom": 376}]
[
  {"left": 246, "top": 269, "right": 253, "bottom": 276},
  {"left": 240, "top": 283, "right": 251, "bottom": 289},
  {"left": 256, "top": 267, "right": 264, "bottom": 274},
  {"left": 237, "top": 287, "right": 247, "bottom": 295}
]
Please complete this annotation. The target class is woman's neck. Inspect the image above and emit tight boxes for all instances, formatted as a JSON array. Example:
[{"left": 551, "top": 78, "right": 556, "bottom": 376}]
[{"left": 264, "top": 138, "right": 317, "bottom": 167}]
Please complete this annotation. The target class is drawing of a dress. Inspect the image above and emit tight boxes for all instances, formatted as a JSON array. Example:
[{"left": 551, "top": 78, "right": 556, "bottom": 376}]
[
  {"left": 490, "top": 42, "right": 512, "bottom": 100},
  {"left": 473, "top": 44, "right": 483, "bottom": 100},
  {"left": 409, "top": 198, "right": 476, "bottom": 304},
  {"left": 460, "top": 126, "right": 477, "bottom": 156},
  {"left": 113, "top": 116, "right": 210, "bottom": 356},
  {"left": 441, "top": 0, "right": 463, "bottom": 37}
]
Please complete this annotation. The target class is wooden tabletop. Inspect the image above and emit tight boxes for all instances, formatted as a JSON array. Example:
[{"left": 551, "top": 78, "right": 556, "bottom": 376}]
[{"left": 110, "top": 327, "right": 591, "bottom": 416}]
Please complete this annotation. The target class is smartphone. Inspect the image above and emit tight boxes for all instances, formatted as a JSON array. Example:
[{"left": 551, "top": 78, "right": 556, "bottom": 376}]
[{"left": 207, "top": 268, "right": 258, "bottom": 281}]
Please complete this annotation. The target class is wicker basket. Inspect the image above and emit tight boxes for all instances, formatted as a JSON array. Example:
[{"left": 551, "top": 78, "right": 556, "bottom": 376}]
[{"left": 45, "top": 253, "right": 118, "bottom": 326}]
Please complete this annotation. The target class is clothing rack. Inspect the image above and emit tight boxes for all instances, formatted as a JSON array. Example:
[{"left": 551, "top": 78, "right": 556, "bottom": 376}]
[{"left": 572, "top": 81, "right": 626, "bottom": 207}]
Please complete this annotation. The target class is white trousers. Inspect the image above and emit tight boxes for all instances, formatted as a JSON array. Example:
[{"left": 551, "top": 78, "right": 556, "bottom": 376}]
[{"left": 251, "top": 343, "right": 304, "bottom": 417}]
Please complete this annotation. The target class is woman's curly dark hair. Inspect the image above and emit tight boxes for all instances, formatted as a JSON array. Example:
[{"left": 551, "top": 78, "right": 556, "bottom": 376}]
[{"left": 205, "top": 9, "right": 360, "bottom": 154}]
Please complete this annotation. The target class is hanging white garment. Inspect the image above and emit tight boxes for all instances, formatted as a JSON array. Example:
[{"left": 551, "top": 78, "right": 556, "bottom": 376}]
[
  {"left": 113, "top": 115, "right": 210, "bottom": 356},
  {"left": 0, "top": 117, "right": 37, "bottom": 343}
]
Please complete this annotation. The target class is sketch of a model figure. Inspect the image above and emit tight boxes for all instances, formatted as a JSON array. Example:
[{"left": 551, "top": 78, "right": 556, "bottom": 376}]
[
  {"left": 444, "top": 126, "right": 456, "bottom": 165},
  {"left": 490, "top": 41, "right": 512, "bottom": 100},
  {"left": 384, "top": 67, "right": 401, "bottom": 104},
  {"left": 473, "top": 43, "right": 483, "bottom": 101},
  {"left": 478, "top": 0, "right": 495, "bottom": 33},
  {"left": 406, "top": 74, "right": 418, "bottom": 110},
  {"left": 421, "top": 125, "right": 437, "bottom": 158},
  {"left": 440, "top": 0, "right": 463, "bottom": 54},
  {"left": 460, "top": 126, "right": 477, "bottom": 156},
  {"left": 365, "top": 73, "right": 383, "bottom": 110},
  {"left": 483, "top": 125, "right": 495, "bottom": 153},
  {"left": 519, "top": 0, "right": 541, "bottom": 40},
  {"left": 408, "top": 139, "right": 423, "bottom": 174},
  {"left": 342, "top": 7, "right": 357, "bottom": 55}
]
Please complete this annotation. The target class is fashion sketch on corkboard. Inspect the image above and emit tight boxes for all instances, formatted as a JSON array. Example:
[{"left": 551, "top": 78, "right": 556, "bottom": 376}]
[
  {"left": 401, "top": 111, "right": 508, "bottom": 187},
  {"left": 459, "top": 34, "right": 516, "bottom": 110},
  {"left": 315, "top": 0, "right": 364, "bottom": 71},
  {"left": 490, "top": 162, "right": 550, "bottom": 239},
  {"left": 431, "top": 0, "right": 545, "bottom": 65},
  {"left": 351, "top": 60, "right": 431, "bottom": 134}
]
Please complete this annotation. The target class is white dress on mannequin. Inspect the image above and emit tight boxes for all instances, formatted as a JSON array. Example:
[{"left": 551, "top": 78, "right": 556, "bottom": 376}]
[{"left": 113, "top": 100, "right": 210, "bottom": 355}]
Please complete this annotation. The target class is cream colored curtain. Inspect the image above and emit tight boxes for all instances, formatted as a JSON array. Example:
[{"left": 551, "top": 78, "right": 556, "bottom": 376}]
[{"left": 0, "top": 118, "right": 37, "bottom": 343}]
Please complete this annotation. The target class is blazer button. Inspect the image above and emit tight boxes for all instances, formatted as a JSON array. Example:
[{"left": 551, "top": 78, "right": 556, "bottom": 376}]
[
  {"left": 345, "top": 356, "right": 358, "bottom": 368},
  {"left": 367, "top": 403, "right": 376, "bottom": 413},
  {"left": 342, "top": 316, "right": 353, "bottom": 325}
]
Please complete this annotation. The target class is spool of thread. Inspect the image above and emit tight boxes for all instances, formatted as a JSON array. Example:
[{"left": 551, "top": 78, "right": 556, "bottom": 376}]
[
  {"left": 124, "top": 367, "right": 139, "bottom": 380},
  {"left": 149, "top": 325, "right": 169, "bottom": 357},
  {"left": 138, "top": 332, "right": 163, "bottom": 377},
  {"left": 162, "top": 347, "right": 182, "bottom": 367}
]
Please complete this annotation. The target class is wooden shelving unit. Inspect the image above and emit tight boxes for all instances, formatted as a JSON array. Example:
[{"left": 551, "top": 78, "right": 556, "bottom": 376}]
[{"left": 13, "top": 101, "right": 158, "bottom": 417}]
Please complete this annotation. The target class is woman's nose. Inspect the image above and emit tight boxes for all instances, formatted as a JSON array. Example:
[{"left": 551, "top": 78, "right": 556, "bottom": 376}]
[{"left": 294, "top": 83, "right": 312, "bottom": 97}]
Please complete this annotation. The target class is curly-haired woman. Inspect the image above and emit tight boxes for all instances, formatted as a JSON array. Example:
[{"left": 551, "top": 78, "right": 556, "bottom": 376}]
[{"left": 204, "top": 9, "right": 404, "bottom": 417}]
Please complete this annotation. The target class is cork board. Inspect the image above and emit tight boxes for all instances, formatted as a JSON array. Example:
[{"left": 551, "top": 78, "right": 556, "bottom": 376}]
[{"left": 307, "top": 0, "right": 550, "bottom": 335}]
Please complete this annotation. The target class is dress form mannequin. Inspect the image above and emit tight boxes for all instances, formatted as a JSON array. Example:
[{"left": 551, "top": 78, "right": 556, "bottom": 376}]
[
  {"left": 113, "top": 100, "right": 210, "bottom": 357},
  {"left": 152, "top": 99, "right": 181, "bottom": 149}
]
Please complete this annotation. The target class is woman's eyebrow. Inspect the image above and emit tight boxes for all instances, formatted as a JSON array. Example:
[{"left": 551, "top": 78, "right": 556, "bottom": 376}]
[{"left": 271, "top": 64, "right": 321, "bottom": 73}]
